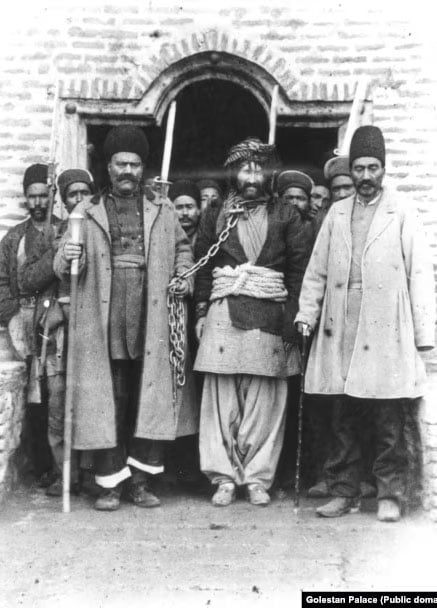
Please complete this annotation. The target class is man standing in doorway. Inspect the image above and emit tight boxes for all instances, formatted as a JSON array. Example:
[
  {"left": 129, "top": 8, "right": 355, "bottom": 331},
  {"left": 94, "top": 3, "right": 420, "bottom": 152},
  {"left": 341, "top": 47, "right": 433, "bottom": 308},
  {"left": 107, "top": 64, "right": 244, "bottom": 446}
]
[
  {"left": 194, "top": 137, "right": 309, "bottom": 507},
  {"left": 170, "top": 179, "right": 201, "bottom": 248},
  {"left": 295, "top": 126, "right": 435, "bottom": 522},
  {"left": 54, "top": 125, "right": 194, "bottom": 511},
  {"left": 324, "top": 155, "right": 355, "bottom": 203}
]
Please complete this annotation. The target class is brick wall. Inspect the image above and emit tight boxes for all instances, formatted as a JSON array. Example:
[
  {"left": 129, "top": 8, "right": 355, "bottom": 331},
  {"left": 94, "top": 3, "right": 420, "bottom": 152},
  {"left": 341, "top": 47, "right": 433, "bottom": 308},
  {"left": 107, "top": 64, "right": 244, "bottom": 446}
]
[
  {"left": 0, "top": 0, "right": 436, "bottom": 512},
  {"left": 0, "top": 1, "right": 435, "bottom": 230}
]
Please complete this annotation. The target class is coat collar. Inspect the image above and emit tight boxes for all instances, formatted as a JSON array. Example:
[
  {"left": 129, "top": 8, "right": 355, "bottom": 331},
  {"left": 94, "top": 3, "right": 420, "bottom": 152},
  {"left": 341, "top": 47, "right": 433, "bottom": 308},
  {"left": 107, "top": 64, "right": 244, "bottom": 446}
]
[
  {"left": 82, "top": 190, "right": 164, "bottom": 242},
  {"left": 334, "top": 186, "right": 395, "bottom": 254},
  {"left": 84, "top": 196, "right": 110, "bottom": 240}
]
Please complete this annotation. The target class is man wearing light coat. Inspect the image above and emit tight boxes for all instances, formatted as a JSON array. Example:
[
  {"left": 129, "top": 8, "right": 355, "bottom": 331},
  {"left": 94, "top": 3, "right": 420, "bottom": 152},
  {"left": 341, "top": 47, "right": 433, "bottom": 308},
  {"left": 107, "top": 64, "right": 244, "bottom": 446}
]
[{"left": 295, "top": 125, "right": 435, "bottom": 522}]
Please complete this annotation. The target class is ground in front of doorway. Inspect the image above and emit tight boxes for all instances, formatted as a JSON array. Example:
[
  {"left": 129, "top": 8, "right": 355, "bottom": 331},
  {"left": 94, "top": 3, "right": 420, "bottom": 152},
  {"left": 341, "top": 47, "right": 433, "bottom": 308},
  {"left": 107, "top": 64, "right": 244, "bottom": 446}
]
[{"left": 0, "top": 481, "right": 435, "bottom": 608}]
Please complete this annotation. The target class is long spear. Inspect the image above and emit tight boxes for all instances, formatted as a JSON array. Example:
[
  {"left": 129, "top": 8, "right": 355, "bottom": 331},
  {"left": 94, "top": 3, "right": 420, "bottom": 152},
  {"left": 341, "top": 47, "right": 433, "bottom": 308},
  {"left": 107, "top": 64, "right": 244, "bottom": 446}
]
[{"left": 62, "top": 211, "right": 84, "bottom": 513}]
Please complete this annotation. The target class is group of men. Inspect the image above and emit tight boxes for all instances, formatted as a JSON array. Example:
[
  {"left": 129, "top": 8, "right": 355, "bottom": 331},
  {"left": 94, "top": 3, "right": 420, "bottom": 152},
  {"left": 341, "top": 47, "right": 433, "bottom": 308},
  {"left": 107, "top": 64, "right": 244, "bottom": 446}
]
[{"left": 0, "top": 122, "right": 434, "bottom": 523}]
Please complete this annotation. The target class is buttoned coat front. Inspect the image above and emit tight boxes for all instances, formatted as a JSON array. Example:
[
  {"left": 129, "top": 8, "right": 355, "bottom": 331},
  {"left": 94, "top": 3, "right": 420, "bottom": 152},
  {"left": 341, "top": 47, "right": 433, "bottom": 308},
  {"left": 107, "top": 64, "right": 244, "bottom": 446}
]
[
  {"left": 295, "top": 188, "right": 435, "bottom": 399},
  {"left": 54, "top": 193, "right": 195, "bottom": 449}
]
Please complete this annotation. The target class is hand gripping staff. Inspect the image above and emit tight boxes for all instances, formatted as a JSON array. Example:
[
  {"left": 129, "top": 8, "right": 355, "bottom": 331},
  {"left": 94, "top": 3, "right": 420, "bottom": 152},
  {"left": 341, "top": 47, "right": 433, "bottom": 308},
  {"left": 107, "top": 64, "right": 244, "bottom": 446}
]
[
  {"left": 62, "top": 211, "right": 84, "bottom": 513},
  {"left": 294, "top": 323, "right": 311, "bottom": 510}
]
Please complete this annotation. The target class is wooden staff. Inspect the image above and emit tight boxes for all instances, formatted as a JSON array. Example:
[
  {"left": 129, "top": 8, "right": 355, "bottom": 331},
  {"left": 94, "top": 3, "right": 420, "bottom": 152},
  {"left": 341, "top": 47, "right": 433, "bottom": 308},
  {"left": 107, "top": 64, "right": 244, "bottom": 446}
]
[
  {"left": 63, "top": 211, "right": 84, "bottom": 513},
  {"left": 268, "top": 85, "right": 279, "bottom": 145}
]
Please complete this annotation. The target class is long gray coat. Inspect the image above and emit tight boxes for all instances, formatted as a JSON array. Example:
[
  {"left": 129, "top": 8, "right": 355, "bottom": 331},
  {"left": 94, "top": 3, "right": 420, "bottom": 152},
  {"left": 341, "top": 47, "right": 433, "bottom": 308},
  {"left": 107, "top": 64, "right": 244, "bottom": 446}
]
[
  {"left": 54, "top": 193, "right": 195, "bottom": 449},
  {"left": 295, "top": 188, "right": 435, "bottom": 399}
]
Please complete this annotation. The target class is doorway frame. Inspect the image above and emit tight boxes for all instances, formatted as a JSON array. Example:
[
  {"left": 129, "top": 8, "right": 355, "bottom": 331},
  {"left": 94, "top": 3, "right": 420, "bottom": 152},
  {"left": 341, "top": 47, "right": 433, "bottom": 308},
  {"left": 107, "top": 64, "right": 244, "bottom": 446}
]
[{"left": 56, "top": 50, "right": 372, "bottom": 174}]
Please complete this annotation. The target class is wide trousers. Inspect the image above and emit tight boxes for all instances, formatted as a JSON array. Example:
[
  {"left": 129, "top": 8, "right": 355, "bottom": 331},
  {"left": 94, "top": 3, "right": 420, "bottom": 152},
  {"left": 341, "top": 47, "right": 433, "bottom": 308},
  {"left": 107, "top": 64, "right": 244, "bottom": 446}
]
[
  {"left": 94, "top": 360, "right": 165, "bottom": 488},
  {"left": 326, "top": 396, "right": 407, "bottom": 500},
  {"left": 199, "top": 373, "right": 288, "bottom": 489}
]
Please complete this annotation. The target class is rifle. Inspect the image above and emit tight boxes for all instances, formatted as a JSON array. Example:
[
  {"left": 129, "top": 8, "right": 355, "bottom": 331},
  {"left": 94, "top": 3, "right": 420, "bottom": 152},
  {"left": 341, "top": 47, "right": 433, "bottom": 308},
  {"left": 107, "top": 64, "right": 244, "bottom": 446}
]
[{"left": 44, "top": 79, "right": 60, "bottom": 244}]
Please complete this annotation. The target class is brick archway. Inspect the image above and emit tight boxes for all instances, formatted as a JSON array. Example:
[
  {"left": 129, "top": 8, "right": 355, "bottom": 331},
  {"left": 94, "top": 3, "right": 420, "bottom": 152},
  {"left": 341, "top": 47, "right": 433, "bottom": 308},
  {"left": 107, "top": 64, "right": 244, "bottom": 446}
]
[{"left": 137, "top": 50, "right": 286, "bottom": 125}]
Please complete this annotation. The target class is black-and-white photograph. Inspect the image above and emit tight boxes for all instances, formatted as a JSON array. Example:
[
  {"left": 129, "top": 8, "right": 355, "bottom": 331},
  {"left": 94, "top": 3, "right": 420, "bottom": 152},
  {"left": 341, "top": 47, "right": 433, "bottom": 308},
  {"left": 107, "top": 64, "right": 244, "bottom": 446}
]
[{"left": 0, "top": 1, "right": 436, "bottom": 606}]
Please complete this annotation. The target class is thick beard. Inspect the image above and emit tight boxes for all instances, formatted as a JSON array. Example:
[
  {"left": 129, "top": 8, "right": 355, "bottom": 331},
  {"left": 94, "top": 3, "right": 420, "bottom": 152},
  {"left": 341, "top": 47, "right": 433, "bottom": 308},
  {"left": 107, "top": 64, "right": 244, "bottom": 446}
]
[
  {"left": 240, "top": 183, "right": 264, "bottom": 201},
  {"left": 29, "top": 208, "right": 47, "bottom": 222}
]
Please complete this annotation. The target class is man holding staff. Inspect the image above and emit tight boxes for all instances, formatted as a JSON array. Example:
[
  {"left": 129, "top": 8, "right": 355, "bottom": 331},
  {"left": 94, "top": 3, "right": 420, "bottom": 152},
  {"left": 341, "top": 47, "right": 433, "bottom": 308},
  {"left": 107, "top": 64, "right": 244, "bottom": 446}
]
[{"left": 54, "top": 125, "right": 195, "bottom": 511}]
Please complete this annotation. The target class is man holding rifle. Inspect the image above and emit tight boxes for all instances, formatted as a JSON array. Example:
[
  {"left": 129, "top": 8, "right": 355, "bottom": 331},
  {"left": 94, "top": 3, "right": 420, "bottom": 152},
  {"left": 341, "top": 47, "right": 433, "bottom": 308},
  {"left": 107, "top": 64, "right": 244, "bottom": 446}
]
[
  {"left": 295, "top": 126, "right": 435, "bottom": 522},
  {"left": 0, "top": 163, "right": 61, "bottom": 490},
  {"left": 17, "top": 168, "right": 95, "bottom": 497},
  {"left": 54, "top": 125, "right": 195, "bottom": 511}
]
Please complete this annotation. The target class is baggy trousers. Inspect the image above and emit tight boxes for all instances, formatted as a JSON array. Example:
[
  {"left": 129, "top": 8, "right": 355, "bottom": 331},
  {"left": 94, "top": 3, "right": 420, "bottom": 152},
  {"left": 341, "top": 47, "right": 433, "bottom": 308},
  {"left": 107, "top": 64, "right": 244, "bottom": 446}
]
[
  {"left": 326, "top": 396, "right": 407, "bottom": 500},
  {"left": 94, "top": 360, "right": 165, "bottom": 488},
  {"left": 199, "top": 373, "right": 288, "bottom": 489}
]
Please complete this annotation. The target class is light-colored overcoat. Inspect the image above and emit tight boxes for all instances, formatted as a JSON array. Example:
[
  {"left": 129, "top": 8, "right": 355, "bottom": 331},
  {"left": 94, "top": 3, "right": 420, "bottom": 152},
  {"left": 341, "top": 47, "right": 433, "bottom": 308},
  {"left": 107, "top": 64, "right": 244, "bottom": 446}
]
[
  {"left": 54, "top": 193, "right": 196, "bottom": 449},
  {"left": 295, "top": 188, "right": 435, "bottom": 399}
]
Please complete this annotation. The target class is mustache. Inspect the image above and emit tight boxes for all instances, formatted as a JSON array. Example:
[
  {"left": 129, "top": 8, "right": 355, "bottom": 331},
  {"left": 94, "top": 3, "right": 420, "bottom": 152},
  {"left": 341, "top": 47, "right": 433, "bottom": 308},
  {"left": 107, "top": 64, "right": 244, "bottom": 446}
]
[
  {"left": 358, "top": 180, "right": 374, "bottom": 187},
  {"left": 243, "top": 182, "right": 262, "bottom": 190},
  {"left": 117, "top": 173, "right": 138, "bottom": 183}
]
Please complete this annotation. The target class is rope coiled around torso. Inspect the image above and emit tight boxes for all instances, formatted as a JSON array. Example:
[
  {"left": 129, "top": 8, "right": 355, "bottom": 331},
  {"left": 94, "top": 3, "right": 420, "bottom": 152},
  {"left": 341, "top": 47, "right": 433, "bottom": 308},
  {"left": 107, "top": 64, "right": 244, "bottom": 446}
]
[{"left": 209, "top": 263, "right": 288, "bottom": 302}]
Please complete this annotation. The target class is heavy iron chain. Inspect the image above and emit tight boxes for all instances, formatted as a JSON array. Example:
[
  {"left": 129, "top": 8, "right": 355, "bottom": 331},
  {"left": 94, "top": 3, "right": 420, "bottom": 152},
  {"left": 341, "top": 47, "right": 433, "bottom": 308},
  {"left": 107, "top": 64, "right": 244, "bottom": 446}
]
[{"left": 167, "top": 203, "right": 244, "bottom": 395}]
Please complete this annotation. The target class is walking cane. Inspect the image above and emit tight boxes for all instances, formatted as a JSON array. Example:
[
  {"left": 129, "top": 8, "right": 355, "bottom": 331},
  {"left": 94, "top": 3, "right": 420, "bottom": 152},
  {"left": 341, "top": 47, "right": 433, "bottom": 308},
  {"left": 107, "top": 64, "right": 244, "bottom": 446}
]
[
  {"left": 294, "top": 324, "right": 311, "bottom": 509},
  {"left": 63, "top": 211, "right": 84, "bottom": 513}
]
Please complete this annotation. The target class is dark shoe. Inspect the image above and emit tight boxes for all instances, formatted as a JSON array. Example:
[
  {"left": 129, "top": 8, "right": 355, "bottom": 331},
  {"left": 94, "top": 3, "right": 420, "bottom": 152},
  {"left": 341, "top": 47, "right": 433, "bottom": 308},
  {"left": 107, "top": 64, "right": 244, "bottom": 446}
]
[
  {"left": 316, "top": 497, "right": 356, "bottom": 518},
  {"left": 128, "top": 483, "right": 161, "bottom": 508},
  {"left": 38, "top": 469, "right": 58, "bottom": 489},
  {"left": 377, "top": 499, "right": 401, "bottom": 522},
  {"left": 360, "top": 481, "right": 377, "bottom": 498},
  {"left": 308, "top": 480, "right": 330, "bottom": 498},
  {"left": 94, "top": 487, "right": 121, "bottom": 511},
  {"left": 45, "top": 477, "right": 62, "bottom": 497},
  {"left": 247, "top": 484, "right": 271, "bottom": 506},
  {"left": 211, "top": 482, "right": 236, "bottom": 507}
]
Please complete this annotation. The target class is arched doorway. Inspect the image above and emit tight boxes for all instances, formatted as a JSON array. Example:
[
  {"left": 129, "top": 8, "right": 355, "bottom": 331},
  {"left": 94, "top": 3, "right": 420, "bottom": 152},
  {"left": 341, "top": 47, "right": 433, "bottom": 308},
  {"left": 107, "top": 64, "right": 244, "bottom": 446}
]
[
  {"left": 168, "top": 79, "right": 267, "bottom": 182},
  {"left": 86, "top": 78, "right": 268, "bottom": 189}
]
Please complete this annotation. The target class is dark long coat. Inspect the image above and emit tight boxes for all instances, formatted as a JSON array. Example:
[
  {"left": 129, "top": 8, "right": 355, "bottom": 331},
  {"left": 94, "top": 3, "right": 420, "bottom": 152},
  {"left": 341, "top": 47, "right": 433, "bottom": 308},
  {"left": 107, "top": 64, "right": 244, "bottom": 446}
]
[
  {"left": 194, "top": 198, "right": 311, "bottom": 344},
  {"left": 54, "top": 193, "right": 195, "bottom": 449}
]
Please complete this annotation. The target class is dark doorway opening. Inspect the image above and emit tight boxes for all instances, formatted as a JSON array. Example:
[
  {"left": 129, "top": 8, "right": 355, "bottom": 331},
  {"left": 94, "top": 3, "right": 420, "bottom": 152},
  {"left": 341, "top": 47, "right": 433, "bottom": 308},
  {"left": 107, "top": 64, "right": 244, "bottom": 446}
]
[{"left": 86, "top": 79, "right": 338, "bottom": 192}]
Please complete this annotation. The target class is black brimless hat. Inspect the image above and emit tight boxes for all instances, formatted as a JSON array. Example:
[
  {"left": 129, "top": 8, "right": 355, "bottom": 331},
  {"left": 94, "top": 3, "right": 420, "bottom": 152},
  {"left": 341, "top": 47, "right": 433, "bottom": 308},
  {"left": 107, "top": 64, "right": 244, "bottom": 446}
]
[{"left": 349, "top": 126, "right": 385, "bottom": 167}]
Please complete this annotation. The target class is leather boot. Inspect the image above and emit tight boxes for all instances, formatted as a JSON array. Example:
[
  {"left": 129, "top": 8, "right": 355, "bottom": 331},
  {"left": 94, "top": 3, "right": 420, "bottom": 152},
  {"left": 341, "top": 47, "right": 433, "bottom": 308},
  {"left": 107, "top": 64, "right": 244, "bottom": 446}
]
[
  {"left": 316, "top": 497, "right": 356, "bottom": 518},
  {"left": 308, "top": 480, "right": 330, "bottom": 498},
  {"left": 94, "top": 486, "right": 122, "bottom": 511},
  {"left": 128, "top": 473, "right": 161, "bottom": 508}
]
